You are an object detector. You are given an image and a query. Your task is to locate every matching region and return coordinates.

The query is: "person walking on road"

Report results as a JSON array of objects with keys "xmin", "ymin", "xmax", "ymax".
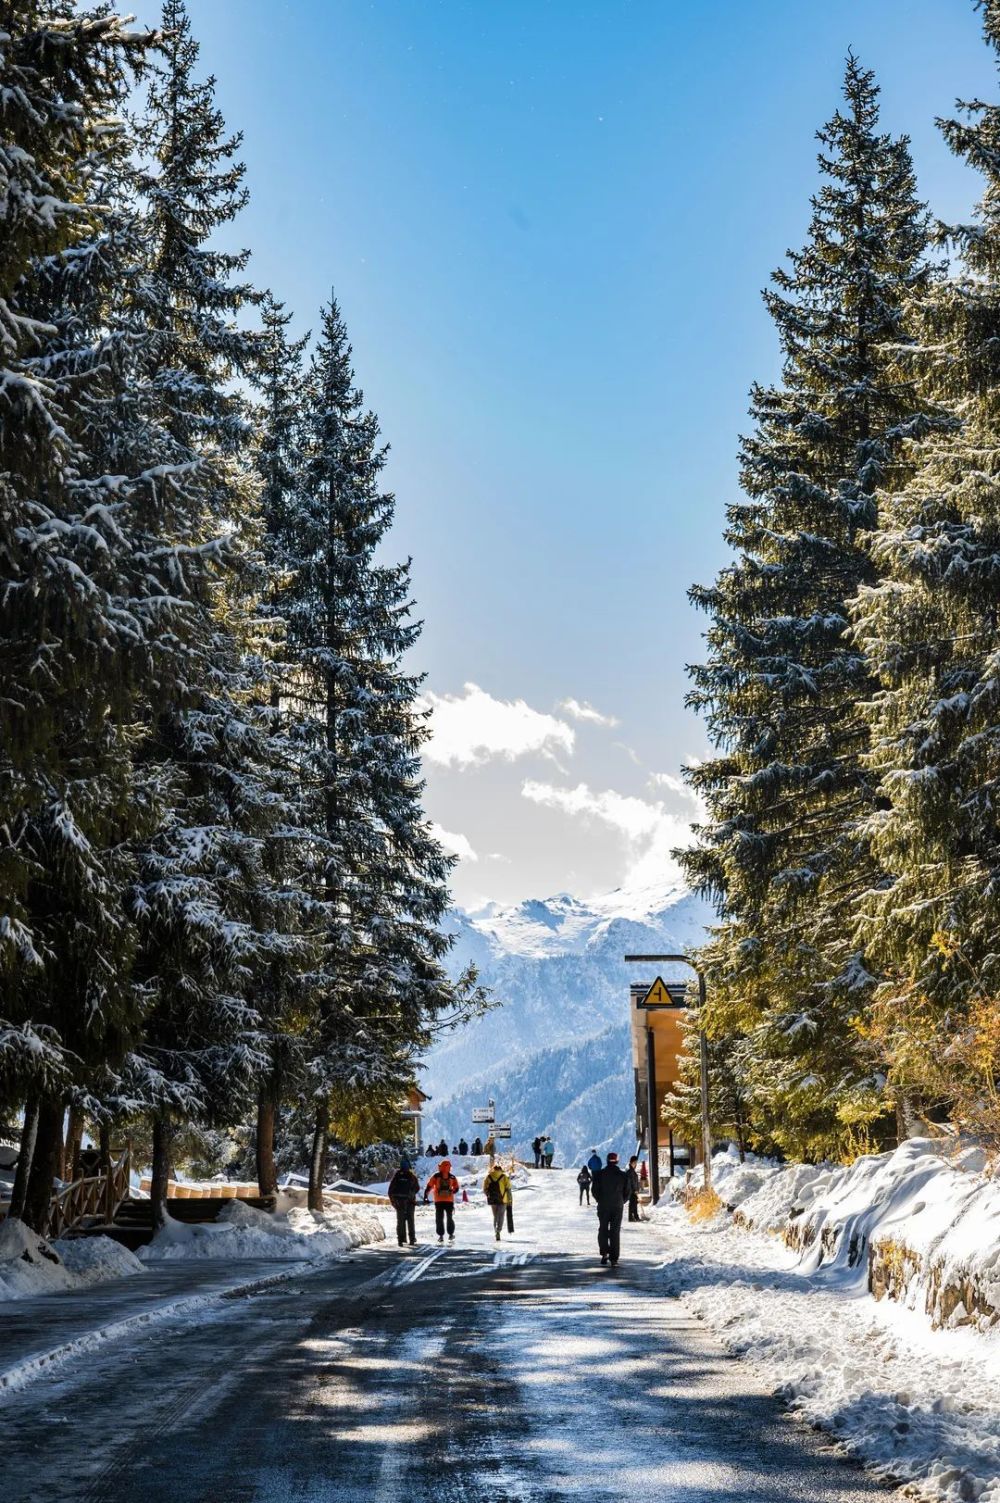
[
  {"xmin": 587, "ymin": 1147, "xmax": 602, "ymax": 1176},
  {"xmin": 542, "ymin": 1137, "xmax": 555, "ymax": 1169},
  {"xmin": 424, "ymin": 1159, "xmax": 459, "ymax": 1242},
  {"xmin": 577, "ymin": 1164, "xmax": 592, "ymax": 1205},
  {"xmin": 387, "ymin": 1155, "xmax": 420, "ymax": 1247},
  {"xmin": 532, "ymin": 1135, "xmax": 542, "ymax": 1168},
  {"xmin": 626, "ymin": 1155, "xmax": 641, "ymax": 1222},
  {"xmin": 483, "ymin": 1162, "xmax": 512, "ymax": 1241},
  {"xmin": 591, "ymin": 1151, "xmax": 628, "ymax": 1267}
]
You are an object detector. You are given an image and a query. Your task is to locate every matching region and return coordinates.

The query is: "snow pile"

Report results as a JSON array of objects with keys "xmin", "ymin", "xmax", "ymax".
[
  {"xmin": 654, "ymin": 1141, "xmax": 1000, "ymax": 1501},
  {"xmin": 0, "ymin": 1219, "xmax": 143, "ymax": 1301},
  {"xmin": 138, "ymin": 1200, "xmax": 384, "ymax": 1262},
  {"xmin": 712, "ymin": 1138, "xmax": 1000, "ymax": 1327}
]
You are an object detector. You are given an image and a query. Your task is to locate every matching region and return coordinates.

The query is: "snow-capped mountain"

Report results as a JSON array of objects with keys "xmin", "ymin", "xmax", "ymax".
[{"xmin": 420, "ymin": 880, "xmax": 712, "ymax": 1167}]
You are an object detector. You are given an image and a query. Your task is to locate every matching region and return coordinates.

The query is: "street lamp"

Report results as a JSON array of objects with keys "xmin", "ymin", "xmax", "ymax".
[{"xmin": 624, "ymin": 953, "xmax": 712, "ymax": 1193}]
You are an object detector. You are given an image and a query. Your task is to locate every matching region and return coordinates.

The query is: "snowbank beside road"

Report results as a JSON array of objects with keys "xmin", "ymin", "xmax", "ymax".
[
  {"xmin": 711, "ymin": 1138, "xmax": 1000, "ymax": 1329},
  {"xmin": 0, "ymin": 1219, "xmax": 143, "ymax": 1301},
  {"xmin": 654, "ymin": 1141, "xmax": 1000, "ymax": 1502},
  {"xmin": 138, "ymin": 1200, "xmax": 384, "ymax": 1262}
]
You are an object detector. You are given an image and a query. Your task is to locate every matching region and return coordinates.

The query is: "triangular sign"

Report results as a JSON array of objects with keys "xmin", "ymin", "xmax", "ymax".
[{"xmin": 642, "ymin": 976, "xmax": 672, "ymax": 1006}]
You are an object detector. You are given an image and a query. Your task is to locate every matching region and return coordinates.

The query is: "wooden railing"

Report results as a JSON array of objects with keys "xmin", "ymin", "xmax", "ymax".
[{"xmin": 48, "ymin": 1146, "xmax": 131, "ymax": 1238}]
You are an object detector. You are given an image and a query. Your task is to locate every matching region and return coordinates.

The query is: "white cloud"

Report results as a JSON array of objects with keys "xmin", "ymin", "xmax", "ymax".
[
  {"xmin": 429, "ymin": 822, "xmax": 479, "ymax": 863},
  {"xmin": 421, "ymin": 682, "xmax": 575, "ymax": 768},
  {"xmin": 558, "ymin": 697, "xmax": 619, "ymax": 729},
  {"xmin": 649, "ymin": 769, "xmax": 698, "ymax": 802},
  {"xmin": 520, "ymin": 779, "xmax": 703, "ymax": 890}
]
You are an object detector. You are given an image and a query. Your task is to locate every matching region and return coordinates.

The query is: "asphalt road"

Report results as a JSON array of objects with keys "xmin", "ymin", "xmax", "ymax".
[{"xmin": 0, "ymin": 1183, "xmax": 899, "ymax": 1503}]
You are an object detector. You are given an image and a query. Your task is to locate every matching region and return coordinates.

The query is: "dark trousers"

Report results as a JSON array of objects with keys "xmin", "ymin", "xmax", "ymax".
[
  {"xmin": 394, "ymin": 1202, "xmax": 416, "ymax": 1244},
  {"xmin": 534, "ymin": 1151, "xmax": 541, "ymax": 1167},
  {"xmin": 628, "ymin": 1195, "xmax": 640, "ymax": 1222},
  {"xmin": 434, "ymin": 1201, "xmax": 455, "ymax": 1238},
  {"xmin": 579, "ymin": 1186, "xmax": 590, "ymax": 1205},
  {"xmin": 597, "ymin": 1205, "xmax": 623, "ymax": 1263}
]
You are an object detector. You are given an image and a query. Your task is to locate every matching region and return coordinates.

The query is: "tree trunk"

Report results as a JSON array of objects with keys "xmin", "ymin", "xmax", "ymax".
[
  {"xmin": 150, "ymin": 1115, "xmax": 174, "ymax": 1230},
  {"xmin": 894, "ymin": 1088, "xmax": 921, "ymax": 1145},
  {"xmin": 99, "ymin": 1121, "xmax": 114, "ymax": 1224},
  {"xmin": 63, "ymin": 1106, "xmax": 84, "ymax": 1181},
  {"xmin": 256, "ymin": 1080, "xmax": 279, "ymax": 1199},
  {"xmin": 9, "ymin": 1098, "xmax": 39, "ymax": 1221},
  {"xmin": 308, "ymin": 1101, "xmax": 329, "ymax": 1212},
  {"xmin": 22, "ymin": 1097, "xmax": 65, "ymax": 1235}
]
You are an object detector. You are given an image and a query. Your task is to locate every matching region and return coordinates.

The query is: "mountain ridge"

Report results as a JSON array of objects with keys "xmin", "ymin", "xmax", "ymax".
[{"xmin": 420, "ymin": 881, "xmax": 712, "ymax": 1165}]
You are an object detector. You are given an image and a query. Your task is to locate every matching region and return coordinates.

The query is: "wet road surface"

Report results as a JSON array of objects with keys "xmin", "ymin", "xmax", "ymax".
[{"xmin": 0, "ymin": 1183, "xmax": 899, "ymax": 1502}]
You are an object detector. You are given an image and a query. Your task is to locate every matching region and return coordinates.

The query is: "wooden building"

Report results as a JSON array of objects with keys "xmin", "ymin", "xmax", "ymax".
[{"xmin": 629, "ymin": 976, "xmax": 696, "ymax": 1201}]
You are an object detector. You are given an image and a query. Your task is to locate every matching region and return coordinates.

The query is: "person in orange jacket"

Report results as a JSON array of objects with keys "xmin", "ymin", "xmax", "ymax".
[{"xmin": 423, "ymin": 1159, "xmax": 459, "ymax": 1242}]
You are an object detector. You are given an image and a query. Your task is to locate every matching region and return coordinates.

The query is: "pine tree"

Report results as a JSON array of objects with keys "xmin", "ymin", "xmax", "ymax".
[
  {"xmin": 850, "ymin": 1, "xmax": 1000, "ymax": 1139},
  {"xmin": 268, "ymin": 297, "xmax": 472, "ymax": 1210},
  {"xmin": 0, "ymin": 4, "xmax": 163, "ymax": 1226},
  {"xmin": 112, "ymin": 0, "xmax": 290, "ymax": 1218},
  {"xmin": 682, "ymin": 58, "xmax": 936, "ymax": 1157}
]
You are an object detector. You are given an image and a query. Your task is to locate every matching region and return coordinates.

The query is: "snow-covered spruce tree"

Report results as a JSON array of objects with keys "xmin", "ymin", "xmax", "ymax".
[
  {"xmin": 249, "ymin": 294, "xmax": 316, "ymax": 1196},
  {"xmin": 114, "ymin": 0, "xmax": 302, "ymax": 1220},
  {"xmin": 681, "ymin": 58, "xmax": 937, "ymax": 1158},
  {"xmin": 269, "ymin": 297, "xmax": 474, "ymax": 1210},
  {"xmin": 0, "ymin": 5, "xmax": 167, "ymax": 1228},
  {"xmin": 849, "ymin": 1, "xmax": 1000, "ymax": 1141}
]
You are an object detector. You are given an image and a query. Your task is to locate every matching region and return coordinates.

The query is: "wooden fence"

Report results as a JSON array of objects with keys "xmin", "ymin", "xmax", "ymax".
[{"xmin": 47, "ymin": 1146, "xmax": 131, "ymax": 1238}]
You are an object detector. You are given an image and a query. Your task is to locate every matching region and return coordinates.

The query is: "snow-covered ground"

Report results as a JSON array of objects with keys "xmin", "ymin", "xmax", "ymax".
[
  {"xmin": 0, "ymin": 1218, "xmax": 144, "ymax": 1302},
  {"xmin": 652, "ymin": 1143, "xmax": 1000, "ymax": 1502},
  {"xmin": 138, "ymin": 1199, "xmax": 384, "ymax": 1262}
]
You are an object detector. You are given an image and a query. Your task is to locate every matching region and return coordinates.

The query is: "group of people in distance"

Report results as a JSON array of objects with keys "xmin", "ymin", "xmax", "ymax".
[
  {"xmin": 385, "ymin": 1142, "xmax": 649, "ymax": 1267},
  {"xmin": 385, "ymin": 1154, "xmax": 515, "ymax": 1246},
  {"xmin": 531, "ymin": 1134, "xmax": 555, "ymax": 1168}
]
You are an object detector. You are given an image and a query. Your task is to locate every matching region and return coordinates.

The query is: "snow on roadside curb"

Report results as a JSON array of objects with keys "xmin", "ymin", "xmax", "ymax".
[
  {"xmin": 138, "ymin": 1200, "xmax": 385, "ymax": 1261},
  {"xmin": 652, "ymin": 1145, "xmax": 1000, "ymax": 1503}
]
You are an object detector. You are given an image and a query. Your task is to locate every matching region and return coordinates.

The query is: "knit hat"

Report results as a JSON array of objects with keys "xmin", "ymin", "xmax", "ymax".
[
  {"xmin": 440, "ymin": 1159, "xmax": 452, "ymax": 1173},
  {"xmin": 606, "ymin": 1151, "xmax": 619, "ymax": 1164}
]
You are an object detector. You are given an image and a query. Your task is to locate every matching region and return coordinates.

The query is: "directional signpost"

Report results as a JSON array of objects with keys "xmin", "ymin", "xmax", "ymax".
[
  {"xmin": 471, "ymin": 1105, "xmax": 495, "ymax": 1124},
  {"xmin": 493, "ymin": 1124, "xmax": 512, "ymax": 1139}
]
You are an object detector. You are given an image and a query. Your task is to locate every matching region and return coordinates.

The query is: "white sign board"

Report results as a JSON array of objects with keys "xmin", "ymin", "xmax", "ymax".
[
  {"xmin": 493, "ymin": 1123, "xmax": 512, "ymax": 1138},
  {"xmin": 471, "ymin": 1107, "xmax": 495, "ymax": 1124}
]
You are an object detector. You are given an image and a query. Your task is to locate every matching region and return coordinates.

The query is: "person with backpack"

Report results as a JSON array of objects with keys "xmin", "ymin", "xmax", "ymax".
[
  {"xmin": 542, "ymin": 1136, "xmax": 555, "ymax": 1169},
  {"xmin": 423, "ymin": 1159, "xmax": 459, "ymax": 1242},
  {"xmin": 387, "ymin": 1155, "xmax": 420, "ymax": 1247},
  {"xmin": 577, "ymin": 1164, "xmax": 592, "ymax": 1205},
  {"xmin": 483, "ymin": 1162, "xmax": 512, "ymax": 1241},
  {"xmin": 532, "ymin": 1135, "xmax": 542, "ymax": 1168},
  {"xmin": 626, "ymin": 1155, "xmax": 641, "ymax": 1222},
  {"xmin": 591, "ymin": 1151, "xmax": 629, "ymax": 1267}
]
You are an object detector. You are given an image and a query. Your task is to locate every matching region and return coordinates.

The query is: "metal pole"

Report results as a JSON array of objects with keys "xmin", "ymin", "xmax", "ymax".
[{"xmin": 646, "ymin": 1026, "xmax": 660, "ymax": 1203}]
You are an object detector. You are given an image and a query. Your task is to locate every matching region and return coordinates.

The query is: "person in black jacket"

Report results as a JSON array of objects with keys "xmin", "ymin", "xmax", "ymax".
[
  {"xmin": 387, "ymin": 1156, "xmax": 421, "ymax": 1247},
  {"xmin": 626, "ymin": 1155, "xmax": 641, "ymax": 1222},
  {"xmin": 577, "ymin": 1164, "xmax": 592, "ymax": 1205},
  {"xmin": 532, "ymin": 1135, "xmax": 542, "ymax": 1168},
  {"xmin": 591, "ymin": 1151, "xmax": 629, "ymax": 1266}
]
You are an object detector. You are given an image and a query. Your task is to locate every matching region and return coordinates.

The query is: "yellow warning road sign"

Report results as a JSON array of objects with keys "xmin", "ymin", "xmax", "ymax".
[{"xmin": 642, "ymin": 976, "xmax": 673, "ymax": 1007}]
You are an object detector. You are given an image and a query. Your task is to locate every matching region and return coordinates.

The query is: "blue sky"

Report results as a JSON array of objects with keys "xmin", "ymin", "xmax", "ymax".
[{"xmin": 189, "ymin": 0, "xmax": 993, "ymax": 907}]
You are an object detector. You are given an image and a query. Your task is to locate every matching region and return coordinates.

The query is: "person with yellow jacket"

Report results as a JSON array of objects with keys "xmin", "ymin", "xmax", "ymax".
[
  {"xmin": 423, "ymin": 1159, "xmax": 459, "ymax": 1242},
  {"xmin": 483, "ymin": 1163, "xmax": 512, "ymax": 1241}
]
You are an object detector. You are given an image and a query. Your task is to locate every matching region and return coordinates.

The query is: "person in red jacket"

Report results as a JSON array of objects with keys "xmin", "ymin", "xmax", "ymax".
[{"xmin": 423, "ymin": 1159, "xmax": 459, "ymax": 1242}]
